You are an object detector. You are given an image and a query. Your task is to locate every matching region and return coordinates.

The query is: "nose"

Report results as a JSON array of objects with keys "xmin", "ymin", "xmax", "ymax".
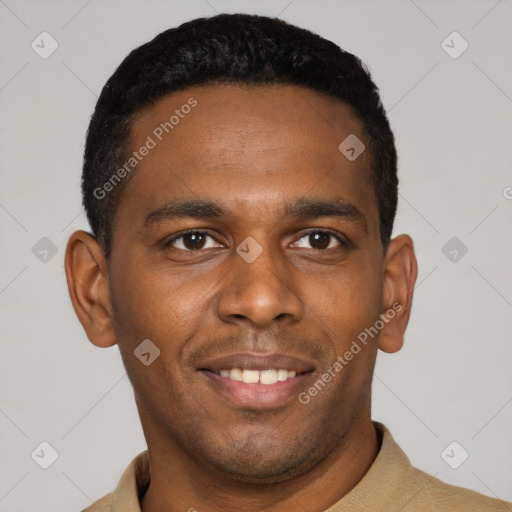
[{"xmin": 215, "ymin": 239, "xmax": 304, "ymax": 329}]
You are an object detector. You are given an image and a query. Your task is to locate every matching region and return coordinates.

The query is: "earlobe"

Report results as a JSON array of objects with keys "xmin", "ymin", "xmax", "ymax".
[
  {"xmin": 378, "ymin": 234, "xmax": 418, "ymax": 354},
  {"xmin": 64, "ymin": 230, "xmax": 117, "ymax": 348}
]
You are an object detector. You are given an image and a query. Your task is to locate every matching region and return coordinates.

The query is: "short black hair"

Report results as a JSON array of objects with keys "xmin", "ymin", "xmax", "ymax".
[{"xmin": 82, "ymin": 13, "xmax": 398, "ymax": 258}]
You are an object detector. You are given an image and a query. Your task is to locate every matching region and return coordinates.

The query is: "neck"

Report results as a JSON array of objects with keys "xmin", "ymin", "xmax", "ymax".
[{"xmin": 140, "ymin": 414, "xmax": 379, "ymax": 512}]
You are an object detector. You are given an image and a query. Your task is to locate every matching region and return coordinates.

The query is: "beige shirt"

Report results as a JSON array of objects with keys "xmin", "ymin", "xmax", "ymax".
[{"xmin": 82, "ymin": 422, "xmax": 511, "ymax": 511}]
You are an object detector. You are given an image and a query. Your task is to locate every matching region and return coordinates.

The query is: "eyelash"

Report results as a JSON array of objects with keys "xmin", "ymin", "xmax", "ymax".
[{"xmin": 165, "ymin": 228, "xmax": 350, "ymax": 251}]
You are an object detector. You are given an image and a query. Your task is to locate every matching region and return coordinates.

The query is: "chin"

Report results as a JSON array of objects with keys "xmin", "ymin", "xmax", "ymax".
[{"xmin": 198, "ymin": 433, "xmax": 326, "ymax": 485}]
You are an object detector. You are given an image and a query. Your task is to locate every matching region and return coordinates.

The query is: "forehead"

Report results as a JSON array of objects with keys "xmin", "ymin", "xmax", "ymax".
[
  {"xmin": 131, "ymin": 83, "xmax": 367, "ymax": 165},
  {"xmin": 115, "ymin": 84, "xmax": 377, "ymax": 233}
]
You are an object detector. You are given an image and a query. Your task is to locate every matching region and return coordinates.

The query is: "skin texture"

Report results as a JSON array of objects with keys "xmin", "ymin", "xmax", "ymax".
[{"xmin": 65, "ymin": 84, "xmax": 418, "ymax": 512}]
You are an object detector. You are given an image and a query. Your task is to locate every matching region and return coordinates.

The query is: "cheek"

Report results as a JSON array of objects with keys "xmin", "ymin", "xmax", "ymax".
[
  {"xmin": 111, "ymin": 255, "xmax": 222, "ymax": 368},
  {"xmin": 306, "ymin": 260, "xmax": 383, "ymax": 344},
  {"xmin": 109, "ymin": 269, "xmax": 203, "ymax": 405},
  {"xmin": 109, "ymin": 260, "xmax": 211, "ymax": 353}
]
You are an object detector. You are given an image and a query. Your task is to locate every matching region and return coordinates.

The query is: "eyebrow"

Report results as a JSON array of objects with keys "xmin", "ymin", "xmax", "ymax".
[{"xmin": 143, "ymin": 197, "xmax": 367, "ymax": 231}]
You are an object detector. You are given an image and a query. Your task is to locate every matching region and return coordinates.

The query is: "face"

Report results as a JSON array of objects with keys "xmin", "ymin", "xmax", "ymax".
[{"xmin": 86, "ymin": 85, "xmax": 398, "ymax": 482}]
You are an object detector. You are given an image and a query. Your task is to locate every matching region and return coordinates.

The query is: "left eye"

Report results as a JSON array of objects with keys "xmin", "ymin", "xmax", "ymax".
[
  {"xmin": 167, "ymin": 231, "xmax": 222, "ymax": 251},
  {"xmin": 292, "ymin": 231, "xmax": 344, "ymax": 250}
]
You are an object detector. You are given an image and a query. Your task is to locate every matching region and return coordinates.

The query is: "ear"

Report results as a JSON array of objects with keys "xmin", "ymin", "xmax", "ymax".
[
  {"xmin": 378, "ymin": 234, "xmax": 418, "ymax": 354},
  {"xmin": 64, "ymin": 230, "xmax": 117, "ymax": 348}
]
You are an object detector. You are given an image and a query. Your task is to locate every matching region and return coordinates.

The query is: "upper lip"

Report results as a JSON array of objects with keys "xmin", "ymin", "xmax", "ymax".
[{"xmin": 197, "ymin": 352, "xmax": 315, "ymax": 373}]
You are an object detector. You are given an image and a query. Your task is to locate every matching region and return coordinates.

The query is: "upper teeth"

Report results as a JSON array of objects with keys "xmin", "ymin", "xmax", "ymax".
[{"xmin": 219, "ymin": 368, "xmax": 297, "ymax": 384}]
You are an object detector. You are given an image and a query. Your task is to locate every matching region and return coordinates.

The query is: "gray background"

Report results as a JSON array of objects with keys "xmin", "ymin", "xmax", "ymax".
[{"xmin": 1, "ymin": 0, "xmax": 511, "ymax": 510}]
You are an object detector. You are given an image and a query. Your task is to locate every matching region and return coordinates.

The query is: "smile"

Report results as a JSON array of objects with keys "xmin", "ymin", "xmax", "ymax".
[
  {"xmin": 197, "ymin": 352, "xmax": 315, "ymax": 408},
  {"xmin": 217, "ymin": 368, "xmax": 297, "ymax": 384}
]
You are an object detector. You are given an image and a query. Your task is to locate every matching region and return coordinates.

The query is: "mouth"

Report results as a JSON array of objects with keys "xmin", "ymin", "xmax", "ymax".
[
  {"xmin": 216, "ymin": 368, "xmax": 298, "ymax": 384},
  {"xmin": 197, "ymin": 353, "xmax": 315, "ymax": 409}
]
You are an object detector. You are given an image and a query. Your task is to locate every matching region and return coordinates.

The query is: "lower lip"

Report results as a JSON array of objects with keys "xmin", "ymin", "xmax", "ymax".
[{"xmin": 200, "ymin": 371, "xmax": 312, "ymax": 409}]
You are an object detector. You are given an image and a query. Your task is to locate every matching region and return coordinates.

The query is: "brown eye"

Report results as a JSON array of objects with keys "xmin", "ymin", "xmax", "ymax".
[
  {"xmin": 166, "ymin": 231, "xmax": 222, "ymax": 251},
  {"xmin": 309, "ymin": 232, "xmax": 331, "ymax": 249},
  {"xmin": 293, "ymin": 230, "xmax": 345, "ymax": 250},
  {"xmin": 182, "ymin": 233, "xmax": 206, "ymax": 250}
]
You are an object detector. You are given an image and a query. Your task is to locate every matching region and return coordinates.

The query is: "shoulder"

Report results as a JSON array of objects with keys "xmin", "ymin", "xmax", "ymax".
[
  {"xmin": 403, "ymin": 465, "xmax": 512, "ymax": 511},
  {"xmin": 372, "ymin": 423, "xmax": 511, "ymax": 511},
  {"xmin": 79, "ymin": 450, "xmax": 148, "ymax": 512},
  {"xmin": 80, "ymin": 491, "xmax": 113, "ymax": 512}
]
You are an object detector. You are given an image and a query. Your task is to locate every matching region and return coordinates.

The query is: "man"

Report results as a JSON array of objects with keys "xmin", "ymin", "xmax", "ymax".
[{"xmin": 65, "ymin": 13, "xmax": 511, "ymax": 512}]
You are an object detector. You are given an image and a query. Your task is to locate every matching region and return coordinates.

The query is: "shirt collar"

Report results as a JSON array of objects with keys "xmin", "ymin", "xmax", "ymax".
[{"xmin": 110, "ymin": 445, "xmax": 150, "ymax": 512}]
